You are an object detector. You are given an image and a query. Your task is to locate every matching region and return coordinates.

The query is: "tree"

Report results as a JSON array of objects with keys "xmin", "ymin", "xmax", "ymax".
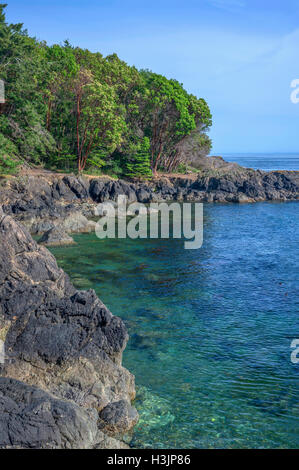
[
  {"xmin": 42, "ymin": 43, "xmax": 78, "ymax": 132},
  {"xmin": 0, "ymin": 131, "xmax": 19, "ymax": 174},
  {"xmin": 0, "ymin": 4, "xmax": 213, "ymax": 177},
  {"xmin": 72, "ymin": 71, "xmax": 126, "ymax": 172},
  {"xmin": 0, "ymin": 5, "xmax": 57, "ymax": 166},
  {"xmin": 162, "ymin": 95, "xmax": 212, "ymax": 172},
  {"xmin": 125, "ymin": 137, "xmax": 152, "ymax": 178},
  {"xmin": 137, "ymin": 72, "xmax": 212, "ymax": 175}
]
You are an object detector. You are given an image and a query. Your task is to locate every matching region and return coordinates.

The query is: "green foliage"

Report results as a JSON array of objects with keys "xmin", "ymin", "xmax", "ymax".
[
  {"xmin": 136, "ymin": 71, "xmax": 212, "ymax": 173},
  {"xmin": 101, "ymin": 158, "xmax": 124, "ymax": 179},
  {"xmin": 0, "ymin": 4, "xmax": 212, "ymax": 177},
  {"xmin": 76, "ymin": 78, "xmax": 126, "ymax": 172},
  {"xmin": 0, "ymin": 132, "xmax": 20, "ymax": 174},
  {"xmin": 125, "ymin": 137, "xmax": 152, "ymax": 178}
]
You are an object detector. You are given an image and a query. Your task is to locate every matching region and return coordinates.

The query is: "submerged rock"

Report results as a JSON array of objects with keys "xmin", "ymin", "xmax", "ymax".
[
  {"xmin": 133, "ymin": 386, "xmax": 175, "ymax": 429},
  {"xmin": 0, "ymin": 206, "xmax": 138, "ymax": 449}
]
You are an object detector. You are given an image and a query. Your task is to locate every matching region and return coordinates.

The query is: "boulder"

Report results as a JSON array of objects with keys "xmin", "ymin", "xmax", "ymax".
[
  {"xmin": 51, "ymin": 179, "xmax": 77, "ymax": 202},
  {"xmin": 136, "ymin": 188, "xmax": 151, "ymax": 203},
  {"xmin": 39, "ymin": 227, "xmax": 76, "ymax": 247},
  {"xmin": 99, "ymin": 400, "xmax": 139, "ymax": 435},
  {"xmin": 89, "ymin": 179, "xmax": 108, "ymax": 202},
  {"xmin": 60, "ymin": 211, "xmax": 96, "ymax": 233},
  {"xmin": 62, "ymin": 175, "xmax": 90, "ymax": 200}
]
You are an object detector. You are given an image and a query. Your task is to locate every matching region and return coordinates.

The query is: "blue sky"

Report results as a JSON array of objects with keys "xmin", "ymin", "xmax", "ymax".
[{"xmin": 4, "ymin": 0, "xmax": 299, "ymax": 153}]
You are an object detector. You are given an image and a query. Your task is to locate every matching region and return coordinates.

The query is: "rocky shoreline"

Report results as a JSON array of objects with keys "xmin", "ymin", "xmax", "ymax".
[
  {"xmin": 0, "ymin": 207, "xmax": 138, "ymax": 448},
  {"xmin": 0, "ymin": 159, "xmax": 298, "ymax": 449},
  {"xmin": 0, "ymin": 160, "xmax": 298, "ymax": 242}
]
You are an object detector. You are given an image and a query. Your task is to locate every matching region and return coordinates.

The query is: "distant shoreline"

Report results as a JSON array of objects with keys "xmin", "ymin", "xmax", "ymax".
[{"xmin": 211, "ymin": 152, "xmax": 299, "ymax": 172}]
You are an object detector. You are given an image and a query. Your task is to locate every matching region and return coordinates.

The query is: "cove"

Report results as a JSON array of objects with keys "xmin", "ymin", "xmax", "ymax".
[{"xmin": 50, "ymin": 201, "xmax": 299, "ymax": 449}]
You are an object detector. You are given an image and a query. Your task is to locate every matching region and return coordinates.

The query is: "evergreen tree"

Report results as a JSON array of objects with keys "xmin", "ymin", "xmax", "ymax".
[{"xmin": 125, "ymin": 137, "xmax": 152, "ymax": 178}]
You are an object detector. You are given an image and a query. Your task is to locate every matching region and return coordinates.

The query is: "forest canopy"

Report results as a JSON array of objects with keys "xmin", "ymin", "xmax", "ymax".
[{"xmin": 0, "ymin": 4, "xmax": 212, "ymax": 177}]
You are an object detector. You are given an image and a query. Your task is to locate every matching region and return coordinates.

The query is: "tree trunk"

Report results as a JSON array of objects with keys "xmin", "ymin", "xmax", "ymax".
[{"xmin": 76, "ymin": 94, "xmax": 82, "ymax": 173}]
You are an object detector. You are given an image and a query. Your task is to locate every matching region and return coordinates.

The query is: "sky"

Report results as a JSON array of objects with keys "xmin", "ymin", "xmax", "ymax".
[{"xmin": 4, "ymin": 0, "xmax": 299, "ymax": 154}]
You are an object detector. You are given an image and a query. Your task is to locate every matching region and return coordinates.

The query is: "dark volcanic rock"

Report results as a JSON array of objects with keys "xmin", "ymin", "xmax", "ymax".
[
  {"xmin": 89, "ymin": 178, "xmax": 108, "ymax": 202},
  {"xmin": 89, "ymin": 178, "xmax": 139, "ymax": 204},
  {"xmin": 62, "ymin": 176, "xmax": 90, "ymax": 200},
  {"xmin": 0, "ymin": 377, "xmax": 99, "ymax": 449},
  {"xmin": 190, "ymin": 168, "xmax": 299, "ymax": 202},
  {"xmin": 99, "ymin": 400, "xmax": 139, "ymax": 435},
  {"xmin": 0, "ymin": 162, "xmax": 298, "ymax": 238},
  {"xmin": 0, "ymin": 377, "xmax": 129, "ymax": 449},
  {"xmin": 0, "ymin": 176, "xmax": 81, "ymax": 233},
  {"xmin": 136, "ymin": 188, "xmax": 152, "ymax": 203},
  {"xmin": 2, "ymin": 176, "xmax": 57, "ymax": 217},
  {"xmin": 0, "ymin": 206, "xmax": 137, "ymax": 449},
  {"xmin": 51, "ymin": 179, "xmax": 78, "ymax": 202}
]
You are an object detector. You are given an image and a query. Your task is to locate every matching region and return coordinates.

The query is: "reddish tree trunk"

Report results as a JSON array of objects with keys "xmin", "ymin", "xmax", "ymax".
[
  {"xmin": 76, "ymin": 93, "xmax": 82, "ymax": 173},
  {"xmin": 46, "ymin": 99, "xmax": 52, "ymax": 131}
]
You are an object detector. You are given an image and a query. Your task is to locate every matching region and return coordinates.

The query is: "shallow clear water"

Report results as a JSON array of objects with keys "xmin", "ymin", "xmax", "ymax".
[
  {"xmin": 220, "ymin": 153, "xmax": 299, "ymax": 171},
  {"xmin": 50, "ymin": 201, "xmax": 299, "ymax": 449}
]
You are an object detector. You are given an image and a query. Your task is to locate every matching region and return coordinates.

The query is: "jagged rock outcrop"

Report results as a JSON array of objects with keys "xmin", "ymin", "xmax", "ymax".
[
  {"xmin": 0, "ymin": 377, "xmax": 130, "ymax": 449},
  {"xmin": 0, "ymin": 207, "xmax": 138, "ymax": 448},
  {"xmin": 186, "ymin": 167, "xmax": 299, "ymax": 202},
  {"xmin": 0, "ymin": 158, "xmax": 298, "ymax": 238},
  {"xmin": 88, "ymin": 166, "xmax": 299, "ymax": 204}
]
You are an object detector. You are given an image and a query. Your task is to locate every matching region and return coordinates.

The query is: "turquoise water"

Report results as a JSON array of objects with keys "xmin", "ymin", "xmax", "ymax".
[
  {"xmin": 50, "ymin": 201, "xmax": 299, "ymax": 449},
  {"xmin": 221, "ymin": 153, "xmax": 299, "ymax": 171}
]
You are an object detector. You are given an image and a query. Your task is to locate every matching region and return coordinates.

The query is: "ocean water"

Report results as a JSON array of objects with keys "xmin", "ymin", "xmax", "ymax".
[
  {"xmin": 220, "ymin": 153, "xmax": 299, "ymax": 171},
  {"xmin": 50, "ymin": 201, "xmax": 299, "ymax": 449}
]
